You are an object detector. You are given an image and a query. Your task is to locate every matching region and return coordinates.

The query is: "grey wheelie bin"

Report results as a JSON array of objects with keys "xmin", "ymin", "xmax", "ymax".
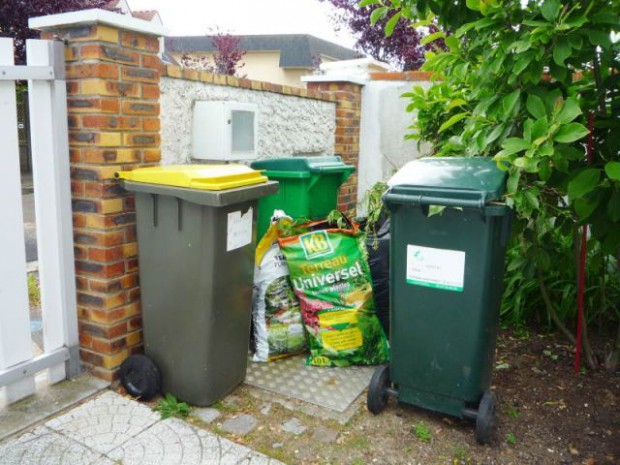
[
  {"xmin": 367, "ymin": 157, "xmax": 512, "ymax": 444},
  {"xmin": 116, "ymin": 164, "xmax": 277, "ymax": 406}
]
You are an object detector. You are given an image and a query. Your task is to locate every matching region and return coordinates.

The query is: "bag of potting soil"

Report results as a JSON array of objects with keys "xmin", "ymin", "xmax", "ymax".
[
  {"xmin": 278, "ymin": 218, "xmax": 389, "ymax": 367},
  {"xmin": 252, "ymin": 213, "xmax": 306, "ymax": 362}
]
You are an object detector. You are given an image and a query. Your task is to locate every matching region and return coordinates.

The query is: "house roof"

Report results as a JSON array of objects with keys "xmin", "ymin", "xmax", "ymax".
[
  {"xmin": 164, "ymin": 34, "xmax": 361, "ymax": 68},
  {"xmin": 132, "ymin": 10, "xmax": 159, "ymax": 22},
  {"xmin": 103, "ymin": 1, "xmax": 162, "ymax": 24},
  {"xmin": 104, "ymin": 0, "xmax": 121, "ymax": 8}
]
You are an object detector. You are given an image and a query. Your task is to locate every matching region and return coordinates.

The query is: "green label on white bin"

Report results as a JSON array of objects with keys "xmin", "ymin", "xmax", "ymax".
[{"xmin": 406, "ymin": 244, "xmax": 465, "ymax": 292}]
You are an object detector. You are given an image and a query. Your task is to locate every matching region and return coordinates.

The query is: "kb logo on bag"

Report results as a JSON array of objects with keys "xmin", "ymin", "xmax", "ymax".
[{"xmin": 300, "ymin": 231, "xmax": 334, "ymax": 260}]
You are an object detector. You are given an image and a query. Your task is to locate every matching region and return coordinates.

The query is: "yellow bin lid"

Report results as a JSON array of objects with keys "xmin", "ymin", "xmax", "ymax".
[{"xmin": 116, "ymin": 164, "xmax": 268, "ymax": 191}]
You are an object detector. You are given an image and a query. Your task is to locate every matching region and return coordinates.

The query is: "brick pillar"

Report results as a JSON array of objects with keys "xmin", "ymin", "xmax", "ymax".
[
  {"xmin": 307, "ymin": 81, "xmax": 363, "ymax": 213},
  {"xmin": 33, "ymin": 11, "xmax": 165, "ymax": 381}
]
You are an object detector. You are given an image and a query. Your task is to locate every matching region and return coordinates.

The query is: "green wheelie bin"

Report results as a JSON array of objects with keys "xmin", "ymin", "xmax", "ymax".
[
  {"xmin": 115, "ymin": 164, "xmax": 277, "ymax": 406},
  {"xmin": 367, "ymin": 157, "xmax": 512, "ymax": 444},
  {"xmin": 250, "ymin": 156, "xmax": 354, "ymax": 239}
]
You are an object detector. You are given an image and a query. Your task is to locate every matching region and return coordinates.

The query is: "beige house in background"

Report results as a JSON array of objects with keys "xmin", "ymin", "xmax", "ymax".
[{"xmin": 164, "ymin": 34, "xmax": 362, "ymax": 88}]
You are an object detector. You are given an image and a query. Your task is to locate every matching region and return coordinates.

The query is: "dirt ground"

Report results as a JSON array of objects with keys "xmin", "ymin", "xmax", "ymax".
[{"xmin": 126, "ymin": 329, "xmax": 619, "ymax": 465}]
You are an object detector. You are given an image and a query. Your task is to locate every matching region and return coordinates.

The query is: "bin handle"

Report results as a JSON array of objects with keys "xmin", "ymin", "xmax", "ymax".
[
  {"xmin": 308, "ymin": 165, "xmax": 355, "ymax": 189},
  {"xmin": 310, "ymin": 165, "xmax": 354, "ymax": 174},
  {"xmin": 383, "ymin": 191, "xmax": 487, "ymax": 210},
  {"xmin": 177, "ymin": 198, "xmax": 183, "ymax": 231},
  {"xmin": 151, "ymin": 194, "xmax": 158, "ymax": 227}
]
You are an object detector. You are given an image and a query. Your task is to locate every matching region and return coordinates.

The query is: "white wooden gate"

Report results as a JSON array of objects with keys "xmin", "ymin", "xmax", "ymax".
[{"xmin": 0, "ymin": 38, "xmax": 79, "ymax": 407}]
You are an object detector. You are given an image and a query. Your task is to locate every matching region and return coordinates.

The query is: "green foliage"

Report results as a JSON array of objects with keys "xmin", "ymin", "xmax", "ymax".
[
  {"xmin": 413, "ymin": 422, "xmax": 432, "ymax": 442},
  {"xmin": 375, "ymin": 0, "xmax": 620, "ymax": 367},
  {"xmin": 153, "ymin": 393, "xmax": 191, "ymax": 419},
  {"xmin": 357, "ymin": 181, "xmax": 389, "ymax": 249},
  {"xmin": 505, "ymin": 405, "xmax": 521, "ymax": 419},
  {"xmin": 451, "ymin": 445, "xmax": 468, "ymax": 461},
  {"xmin": 506, "ymin": 432, "xmax": 518, "ymax": 444},
  {"xmin": 543, "ymin": 348, "xmax": 559, "ymax": 360},
  {"xmin": 382, "ymin": 0, "xmax": 620, "ymax": 242},
  {"xmin": 501, "ymin": 226, "xmax": 620, "ymax": 330},
  {"xmin": 212, "ymin": 399, "xmax": 240, "ymax": 414},
  {"xmin": 27, "ymin": 273, "xmax": 40, "ymax": 308},
  {"xmin": 359, "ymin": 181, "xmax": 388, "ymax": 230}
]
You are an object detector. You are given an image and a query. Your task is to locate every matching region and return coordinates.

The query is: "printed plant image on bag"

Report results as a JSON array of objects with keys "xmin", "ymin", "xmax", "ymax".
[
  {"xmin": 278, "ymin": 220, "xmax": 390, "ymax": 367},
  {"xmin": 252, "ymin": 218, "xmax": 306, "ymax": 362}
]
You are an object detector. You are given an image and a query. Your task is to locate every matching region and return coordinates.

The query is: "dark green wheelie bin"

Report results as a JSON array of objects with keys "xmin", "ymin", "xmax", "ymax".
[
  {"xmin": 251, "ymin": 156, "xmax": 354, "ymax": 239},
  {"xmin": 115, "ymin": 164, "xmax": 277, "ymax": 406},
  {"xmin": 367, "ymin": 157, "xmax": 512, "ymax": 444}
]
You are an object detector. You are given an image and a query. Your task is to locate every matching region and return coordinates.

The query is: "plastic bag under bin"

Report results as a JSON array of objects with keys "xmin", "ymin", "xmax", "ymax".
[{"xmin": 366, "ymin": 217, "xmax": 390, "ymax": 335}]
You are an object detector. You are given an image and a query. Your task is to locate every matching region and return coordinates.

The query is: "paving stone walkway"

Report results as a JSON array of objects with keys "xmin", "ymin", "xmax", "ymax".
[{"xmin": 0, "ymin": 391, "xmax": 282, "ymax": 465}]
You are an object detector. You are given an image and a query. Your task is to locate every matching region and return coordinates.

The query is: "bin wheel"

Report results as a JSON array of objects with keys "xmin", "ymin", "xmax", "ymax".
[
  {"xmin": 475, "ymin": 390, "xmax": 497, "ymax": 445},
  {"xmin": 119, "ymin": 354, "xmax": 162, "ymax": 401},
  {"xmin": 367, "ymin": 365, "xmax": 390, "ymax": 414}
]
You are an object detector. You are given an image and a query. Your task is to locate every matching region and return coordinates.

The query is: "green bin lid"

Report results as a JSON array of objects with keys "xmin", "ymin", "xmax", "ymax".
[
  {"xmin": 386, "ymin": 157, "xmax": 506, "ymax": 208},
  {"xmin": 251, "ymin": 156, "xmax": 354, "ymax": 178}
]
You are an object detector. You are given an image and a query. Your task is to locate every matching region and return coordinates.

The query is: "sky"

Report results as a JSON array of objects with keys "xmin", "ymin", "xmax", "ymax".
[{"xmin": 125, "ymin": 0, "xmax": 358, "ymax": 49}]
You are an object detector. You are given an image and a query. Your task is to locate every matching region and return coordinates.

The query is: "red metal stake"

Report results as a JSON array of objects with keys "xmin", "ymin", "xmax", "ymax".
[{"xmin": 575, "ymin": 112, "xmax": 596, "ymax": 374}]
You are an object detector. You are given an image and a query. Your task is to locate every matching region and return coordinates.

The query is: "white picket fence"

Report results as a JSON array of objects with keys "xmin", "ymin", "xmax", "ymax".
[{"xmin": 0, "ymin": 38, "xmax": 79, "ymax": 407}]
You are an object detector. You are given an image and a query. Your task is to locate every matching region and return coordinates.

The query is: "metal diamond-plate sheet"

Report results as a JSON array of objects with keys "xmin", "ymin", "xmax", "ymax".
[{"xmin": 245, "ymin": 355, "xmax": 375, "ymax": 412}]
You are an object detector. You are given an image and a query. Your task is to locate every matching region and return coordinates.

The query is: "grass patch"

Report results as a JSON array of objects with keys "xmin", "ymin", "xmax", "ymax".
[
  {"xmin": 212, "ymin": 399, "xmax": 241, "ymax": 414},
  {"xmin": 153, "ymin": 393, "xmax": 191, "ymax": 419},
  {"xmin": 413, "ymin": 422, "xmax": 432, "ymax": 442},
  {"xmin": 347, "ymin": 434, "xmax": 370, "ymax": 449},
  {"xmin": 505, "ymin": 405, "xmax": 521, "ymax": 419}
]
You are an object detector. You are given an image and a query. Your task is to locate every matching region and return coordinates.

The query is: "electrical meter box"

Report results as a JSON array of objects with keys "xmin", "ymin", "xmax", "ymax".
[{"xmin": 191, "ymin": 101, "xmax": 258, "ymax": 161}]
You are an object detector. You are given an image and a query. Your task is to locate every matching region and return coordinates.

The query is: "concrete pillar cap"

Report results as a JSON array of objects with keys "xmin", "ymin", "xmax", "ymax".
[{"xmin": 29, "ymin": 8, "xmax": 167, "ymax": 37}]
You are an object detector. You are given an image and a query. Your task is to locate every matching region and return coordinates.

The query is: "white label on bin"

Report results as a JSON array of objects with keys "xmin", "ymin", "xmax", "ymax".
[
  {"xmin": 227, "ymin": 207, "xmax": 253, "ymax": 251},
  {"xmin": 406, "ymin": 244, "xmax": 465, "ymax": 292}
]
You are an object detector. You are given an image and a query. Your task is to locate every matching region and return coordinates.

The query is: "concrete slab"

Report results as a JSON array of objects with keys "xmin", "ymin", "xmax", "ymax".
[
  {"xmin": 0, "ymin": 426, "xmax": 114, "ymax": 465},
  {"xmin": 0, "ymin": 374, "xmax": 109, "ymax": 442},
  {"xmin": 260, "ymin": 402, "xmax": 272, "ymax": 415},
  {"xmin": 0, "ymin": 390, "xmax": 284, "ymax": 465},
  {"xmin": 44, "ymin": 391, "xmax": 160, "ymax": 454},
  {"xmin": 281, "ymin": 418, "xmax": 306, "ymax": 435},
  {"xmin": 106, "ymin": 416, "xmax": 281, "ymax": 465},
  {"xmin": 192, "ymin": 407, "xmax": 221, "ymax": 424},
  {"xmin": 221, "ymin": 414, "xmax": 259, "ymax": 437}
]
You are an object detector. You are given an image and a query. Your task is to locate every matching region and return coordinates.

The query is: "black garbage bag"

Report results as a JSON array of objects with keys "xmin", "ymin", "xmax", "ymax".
[{"xmin": 366, "ymin": 216, "xmax": 390, "ymax": 335}]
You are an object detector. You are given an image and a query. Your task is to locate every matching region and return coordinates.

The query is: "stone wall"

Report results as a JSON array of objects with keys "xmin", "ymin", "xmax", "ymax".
[{"xmin": 159, "ymin": 67, "xmax": 336, "ymax": 165}]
